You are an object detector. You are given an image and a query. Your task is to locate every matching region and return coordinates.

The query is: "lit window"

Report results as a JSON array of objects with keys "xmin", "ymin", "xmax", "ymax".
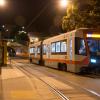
[
  {"xmin": 75, "ymin": 37, "xmax": 86, "ymax": 56},
  {"xmin": 56, "ymin": 42, "xmax": 60, "ymax": 52},
  {"xmin": 34, "ymin": 48, "xmax": 37, "ymax": 57},
  {"xmin": 29, "ymin": 48, "xmax": 32, "ymax": 53},
  {"xmin": 37, "ymin": 47, "xmax": 40, "ymax": 53},
  {"xmin": 61, "ymin": 41, "xmax": 67, "ymax": 52},
  {"xmin": 43, "ymin": 45, "xmax": 46, "ymax": 53},
  {"xmin": 51, "ymin": 43, "xmax": 56, "ymax": 53}
]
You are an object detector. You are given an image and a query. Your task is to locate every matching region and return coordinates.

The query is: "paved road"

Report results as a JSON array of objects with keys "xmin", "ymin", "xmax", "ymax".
[
  {"xmin": 11, "ymin": 58, "xmax": 100, "ymax": 100},
  {"xmin": 13, "ymin": 58, "xmax": 100, "ymax": 95},
  {"xmin": 1, "ymin": 64, "xmax": 62, "ymax": 100}
]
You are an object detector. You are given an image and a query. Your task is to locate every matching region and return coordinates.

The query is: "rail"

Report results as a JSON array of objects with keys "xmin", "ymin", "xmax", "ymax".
[{"xmin": 16, "ymin": 64, "xmax": 69, "ymax": 100}]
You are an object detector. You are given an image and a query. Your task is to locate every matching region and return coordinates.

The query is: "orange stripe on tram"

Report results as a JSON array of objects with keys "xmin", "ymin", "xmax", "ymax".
[{"xmin": 44, "ymin": 57, "xmax": 89, "ymax": 65}]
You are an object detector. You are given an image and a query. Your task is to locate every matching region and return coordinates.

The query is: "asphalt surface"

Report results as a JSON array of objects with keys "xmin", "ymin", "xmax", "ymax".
[
  {"xmin": 13, "ymin": 58, "xmax": 100, "ymax": 99},
  {"xmin": 13, "ymin": 58, "xmax": 100, "ymax": 96},
  {"xmin": 0, "ymin": 58, "xmax": 100, "ymax": 100}
]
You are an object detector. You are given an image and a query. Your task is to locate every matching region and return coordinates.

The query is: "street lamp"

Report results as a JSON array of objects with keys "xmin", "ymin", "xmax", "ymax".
[
  {"xmin": 0, "ymin": 0, "xmax": 6, "ymax": 7},
  {"xmin": 2, "ymin": 25, "xmax": 5, "ymax": 28},
  {"xmin": 59, "ymin": 0, "xmax": 69, "ymax": 8},
  {"xmin": 30, "ymin": 37, "xmax": 39, "ymax": 43},
  {"xmin": 34, "ymin": 38, "xmax": 39, "ymax": 42},
  {"xmin": 6, "ymin": 29, "xmax": 8, "ymax": 32},
  {"xmin": 22, "ymin": 26, "xmax": 25, "ymax": 29}
]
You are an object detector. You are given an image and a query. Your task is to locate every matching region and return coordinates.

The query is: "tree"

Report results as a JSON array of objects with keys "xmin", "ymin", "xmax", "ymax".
[
  {"xmin": 15, "ymin": 32, "xmax": 29, "ymax": 45},
  {"xmin": 62, "ymin": 0, "xmax": 100, "ymax": 32}
]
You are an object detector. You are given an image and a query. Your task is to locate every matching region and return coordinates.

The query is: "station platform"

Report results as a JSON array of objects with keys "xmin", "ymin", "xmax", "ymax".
[{"xmin": 0, "ymin": 64, "xmax": 61, "ymax": 100}]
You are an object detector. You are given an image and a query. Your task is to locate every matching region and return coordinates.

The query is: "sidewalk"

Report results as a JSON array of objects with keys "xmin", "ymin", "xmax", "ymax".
[{"xmin": 0, "ymin": 64, "xmax": 61, "ymax": 100}]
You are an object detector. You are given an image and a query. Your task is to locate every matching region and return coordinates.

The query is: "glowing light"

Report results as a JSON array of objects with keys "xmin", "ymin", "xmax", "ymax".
[
  {"xmin": 6, "ymin": 29, "xmax": 8, "ymax": 32},
  {"xmin": 30, "ymin": 37, "xmax": 39, "ymax": 43},
  {"xmin": 91, "ymin": 59, "xmax": 96, "ymax": 63},
  {"xmin": 0, "ymin": 0, "xmax": 6, "ymax": 7},
  {"xmin": 22, "ymin": 26, "xmax": 25, "ymax": 29},
  {"xmin": 60, "ymin": 0, "xmax": 68, "ymax": 8},
  {"xmin": 2, "ymin": 25, "xmax": 5, "ymax": 28},
  {"xmin": 87, "ymin": 34, "xmax": 100, "ymax": 38},
  {"xmin": 34, "ymin": 38, "xmax": 39, "ymax": 42}
]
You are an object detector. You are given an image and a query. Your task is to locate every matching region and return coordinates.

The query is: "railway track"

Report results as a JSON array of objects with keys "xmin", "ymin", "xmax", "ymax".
[
  {"xmin": 15, "ymin": 63, "xmax": 69, "ymax": 100},
  {"xmin": 26, "ymin": 64, "xmax": 100, "ymax": 98},
  {"xmin": 12, "ymin": 61, "xmax": 99, "ymax": 100}
]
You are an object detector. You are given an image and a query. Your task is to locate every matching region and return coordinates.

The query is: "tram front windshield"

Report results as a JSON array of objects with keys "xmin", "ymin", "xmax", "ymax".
[{"xmin": 87, "ymin": 39, "xmax": 100, "ymax": 56}]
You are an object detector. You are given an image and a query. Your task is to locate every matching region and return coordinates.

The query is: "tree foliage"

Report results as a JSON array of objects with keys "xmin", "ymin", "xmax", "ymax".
[
  {"xmin": 15, "ymin": 32, "xmax": 29, "ymax": 45},
  {"xmin": 62, "ymin": 0, "xmax": 100, "ymax": 32}
]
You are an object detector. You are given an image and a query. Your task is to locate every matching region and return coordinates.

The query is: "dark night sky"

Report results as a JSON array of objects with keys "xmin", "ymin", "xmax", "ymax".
[{"xmin": 0, "ymin": 0, "xmax": 66, "ymax": 36}]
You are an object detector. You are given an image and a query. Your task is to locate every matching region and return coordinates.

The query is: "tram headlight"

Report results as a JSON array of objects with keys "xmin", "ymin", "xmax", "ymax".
[{"xmin": 90, "ymin": 59, "xmax": 96, "ymax": 63}]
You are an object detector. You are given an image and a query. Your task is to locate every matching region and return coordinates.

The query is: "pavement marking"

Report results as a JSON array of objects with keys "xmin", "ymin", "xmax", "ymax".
[{"xmin": 85, "ymin": 89, "xmax": 100, "ymax": 97}]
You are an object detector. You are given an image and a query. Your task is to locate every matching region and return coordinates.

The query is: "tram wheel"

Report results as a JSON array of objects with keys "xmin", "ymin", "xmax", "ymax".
[
  {"xmin": 58, "ymin": 63, "xmax": 61, "ymax": 70},
  {"xmin": 61, "ymin": 63, "xmax": 67, "ymax": 71}
]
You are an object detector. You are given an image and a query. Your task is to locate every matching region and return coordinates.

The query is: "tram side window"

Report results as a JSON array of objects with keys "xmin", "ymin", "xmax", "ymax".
[
  {"xmin": 29, "ymin": 48, "xmax": 33, "ymax": 54},
  {"xmin": 61, "ymin": 41, "xmax": 67, "ymax": 53},
  {"xmin": 34, "ymin": 47, "xmax": 37, "ymax": 57},
  {"xmin": 32, "ymin": 48, "xmax": 35, "ymax": 54},
  {"xmin": 29, "ymin": 48, "xmax": 32, "ymax": 54},
  {"xmin": 37, "ymin": 46, "xmax": 40, "ymax": 54},
  {"xmin": 51, "ymin": 43, "xmax": 56, "ymax": 53},
  {"xmin": 33, "ymin": 48, "xmax": 35, "ymax": 54},
  {"xmin": 75, "ymin": 37, "xmax": 86, "ymax": 55},
  {"xmin": 30, "ymin": 47, "xmax": 35, "ymax": 54},
  {"xmin": 56, "ymin": 42, "xmax": 60, "ymax": 53},
  {"xmin": 43, "ymin": 45, "xmax": 46, "ymax": 54}
]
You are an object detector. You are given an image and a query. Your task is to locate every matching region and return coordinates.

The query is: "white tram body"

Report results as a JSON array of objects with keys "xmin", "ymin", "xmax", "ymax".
[
  {"xmin": 29, "ymin": 28, "xmax": 100, "ymax": 73},
  {"xmin": 43, "ymin": 29, "xmax": 88, "ymax": 73},
  {"xmin": 29, "ymin": 41, "xmax": 42, "ymax": 64}
]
